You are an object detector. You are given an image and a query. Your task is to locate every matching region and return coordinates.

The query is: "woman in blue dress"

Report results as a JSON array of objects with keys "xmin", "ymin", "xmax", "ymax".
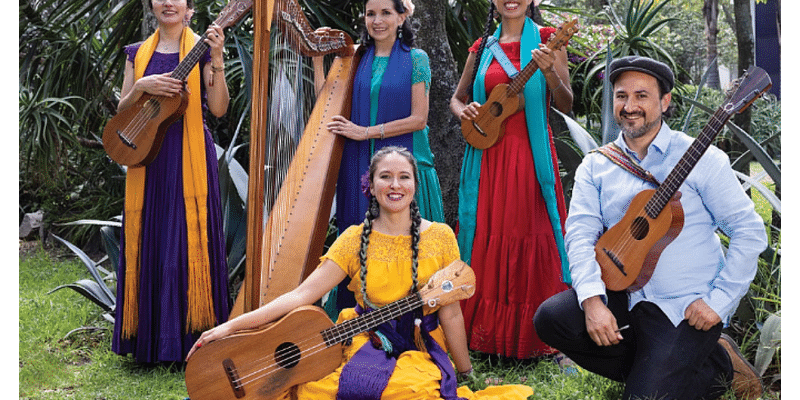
[{"xmin": 313, "ymin": 0, "xmax": 445, "ymax": 312}]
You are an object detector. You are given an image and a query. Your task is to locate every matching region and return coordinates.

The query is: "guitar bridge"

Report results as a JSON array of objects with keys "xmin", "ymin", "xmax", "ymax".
[
  {"xmin": 222, "ymin": 358, "xmax": 246, "ymax": 398},
  {"xmin": 602, "ymin": 248, "xmax": 627, "ymax": 276},
  {"xmin": 116, "ymin": 130, "xmax": 137, "ymax": 149},
  {"xmin": 471, "ymin": 121, "xmax": 488, "ymax": 137}
]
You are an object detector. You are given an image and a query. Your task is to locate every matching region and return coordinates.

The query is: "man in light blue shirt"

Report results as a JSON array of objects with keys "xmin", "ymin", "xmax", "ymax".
[{"xmin": 534, "ymin": 56, "xmax": 767, "ymax": 400}]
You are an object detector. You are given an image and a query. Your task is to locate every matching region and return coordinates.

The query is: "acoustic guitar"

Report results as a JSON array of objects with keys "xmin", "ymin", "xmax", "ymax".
[
  {"xmin": 185, "ymin": 260, "xmax": 476, "ymax": 400},
  {"xmin": 461, "ymin": 19, "xmax": 578, "ymax": 150},
  {"xmin": 102, "ymin": 0, "xmax": 252, "ymax": 167},
  {"xmin": 596, "ymin": 66, "xmax": 772, "ymax": 292}
]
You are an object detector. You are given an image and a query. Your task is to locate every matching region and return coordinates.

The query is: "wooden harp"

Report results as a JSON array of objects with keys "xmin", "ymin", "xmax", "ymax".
[{"xmin": 232, "ymin": 0, "xmax": 359, "ymax": 317}]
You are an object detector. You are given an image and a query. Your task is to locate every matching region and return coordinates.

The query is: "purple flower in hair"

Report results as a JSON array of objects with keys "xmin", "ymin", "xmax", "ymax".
[{"xmin": 360, "ymin": 170, "xmax": 372, "ymax": 199}]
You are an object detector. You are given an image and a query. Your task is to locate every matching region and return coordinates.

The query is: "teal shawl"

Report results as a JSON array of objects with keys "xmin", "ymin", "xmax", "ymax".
[{"xmin": 457, "ymin": 18, "xmax": 571, "ymax": 284}]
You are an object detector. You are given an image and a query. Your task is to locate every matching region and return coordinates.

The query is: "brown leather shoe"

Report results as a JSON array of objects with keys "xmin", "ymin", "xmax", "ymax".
[{"xmin": 718, "ymin": 333, "xmax": 763, "ymax": 399}]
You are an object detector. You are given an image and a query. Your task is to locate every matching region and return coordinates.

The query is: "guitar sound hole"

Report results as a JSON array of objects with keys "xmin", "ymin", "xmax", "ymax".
[
  {"xmin": 630, "ymin": 217, "xmax": 650, "ymax": 240},
  {"xmin": 275, "ymin": 342, "xmax": 301, "ymax": 369},
  {"xmin": 489, "ymin": 102, "xmax": 503, "ymax": 117}
]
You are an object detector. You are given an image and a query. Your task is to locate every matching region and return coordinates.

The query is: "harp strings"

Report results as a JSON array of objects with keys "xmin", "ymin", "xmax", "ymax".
[{"xmin": 263, "ymin": 24, "xmax": 319, "ymax": 269}]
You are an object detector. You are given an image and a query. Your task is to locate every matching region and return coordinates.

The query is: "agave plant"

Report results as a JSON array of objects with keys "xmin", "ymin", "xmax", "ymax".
[
  {"xmin": 49, "ymin": 222, "xmax": 121, "ymax": 323},
  {"xmin": 571, "ymin": 0, "xmax": 680, "ymax": 129},
  {"xmin": 47, "ymin": 132, "xmax": 252, "ymax": 317}
]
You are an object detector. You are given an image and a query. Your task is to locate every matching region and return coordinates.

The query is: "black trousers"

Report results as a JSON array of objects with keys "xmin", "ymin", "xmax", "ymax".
[{"xmin": 534, "ymin": 289, "xmax": 733, "ymax": 400}]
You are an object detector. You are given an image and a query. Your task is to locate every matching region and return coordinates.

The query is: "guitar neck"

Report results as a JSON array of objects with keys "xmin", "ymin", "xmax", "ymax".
[
  {"xmin": 505, "ymin": 22, "xmax": 576, "ymax": 96},
  {"xmin": 320, "ymin": 293, "xmax": 423, "ymax": 347},
  {"xmin": 645, "ymin": 107, "xmax": 731, "ymax": 217},
  {"xmin": 507, "ymin": 60, "xmax": 540, "ymax": 96},
  {"xmin": 170, "ymin": 33, "xmax": 212, "ymax": 82}
]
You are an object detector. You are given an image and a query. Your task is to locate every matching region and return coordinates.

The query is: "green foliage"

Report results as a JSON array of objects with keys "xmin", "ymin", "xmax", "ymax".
[
  {"xmin": 18, "ymin": 0, "xmax": 254, "ymax": 246},
  {"xmin": 569, "ymin": 0, "xmax": 680, "ymax": 129},
  {"xmin": 673, "ymin": 86, "xmax": 781, "ymax": 160},
  {"xmin": 447, "ymin": 0, "xmax": 492, "ymax": 70},
  {"xmin": 49, "ymin": 229, "xmax": 120, "ymax": 322}
]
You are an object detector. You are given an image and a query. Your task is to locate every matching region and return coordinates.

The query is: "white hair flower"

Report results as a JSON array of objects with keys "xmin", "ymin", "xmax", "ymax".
[{"xmin": 402, "ymin": 0, "xmax": 415, "ymax": 17}]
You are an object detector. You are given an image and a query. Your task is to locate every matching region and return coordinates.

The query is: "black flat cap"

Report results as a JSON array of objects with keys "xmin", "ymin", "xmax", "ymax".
[{"xmin": 608, "ymin": 56, "xmax": 674, "ymax": 93}]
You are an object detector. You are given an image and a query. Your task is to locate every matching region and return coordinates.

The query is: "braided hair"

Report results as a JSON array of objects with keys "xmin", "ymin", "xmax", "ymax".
[
  {"xmin": 358, "ymin": 146, "xmax": 422, "ymax": 309},
  {"xmin": 468, "ymin": 2, "xmax": 539, "ymax": 94},
  {"xmin": 360, "ymin": 0, "xmax": 416, "ymax": 48}
]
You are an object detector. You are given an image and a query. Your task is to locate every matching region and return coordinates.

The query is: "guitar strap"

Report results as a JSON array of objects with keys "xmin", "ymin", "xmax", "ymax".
[
  {"xmin": 593, "ymin": 143, "xmax": 661, "ymax": 186},
  {"xmin": 485, "ymin": 36, "xmax": 519, "ymax": 79}
]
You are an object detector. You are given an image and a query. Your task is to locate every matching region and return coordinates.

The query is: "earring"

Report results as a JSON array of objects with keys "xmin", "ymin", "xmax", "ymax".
[
  {"xmin": 397, "ymin": 27, "xmax": 403, "ymax": 40},
  {"xmin": 370, "ymin": 196, "xmax": 380, "ymax": 217}
]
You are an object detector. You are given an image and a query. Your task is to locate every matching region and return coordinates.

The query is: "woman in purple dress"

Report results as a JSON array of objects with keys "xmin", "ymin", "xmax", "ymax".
[{"xmin": 111, "ymin": 0, "xmax": 230, "ymax": 363}]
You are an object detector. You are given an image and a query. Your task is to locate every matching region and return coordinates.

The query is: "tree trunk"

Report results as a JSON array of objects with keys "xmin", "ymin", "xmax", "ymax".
[
  {"xmin": 412, "ymin": 0, "xmax": 465, "ymax": 228},
  {"xmin": 141, "ymin": 0, "xmax": 157, "ymax": 38},
  {"xmin": 703, "ymin": 0, "xmax": 721, "ymax": 89}
]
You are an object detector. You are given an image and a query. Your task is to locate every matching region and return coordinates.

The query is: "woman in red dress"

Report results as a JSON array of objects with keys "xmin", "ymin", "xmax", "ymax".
[{"xmin": 449, "ymin": 0, "xmax": 573, "ymax": 359}]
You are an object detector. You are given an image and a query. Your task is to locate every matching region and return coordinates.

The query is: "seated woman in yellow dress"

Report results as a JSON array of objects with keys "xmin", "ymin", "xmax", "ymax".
[{"xmin": 187, "ymin": 146, "xmax": 533, "ymax": 399}]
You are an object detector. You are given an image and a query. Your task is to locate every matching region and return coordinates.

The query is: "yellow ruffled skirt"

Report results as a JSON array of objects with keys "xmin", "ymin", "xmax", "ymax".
[{"xmin": 279, "ymin": 308, "xmax": 533, "ymax": 399}]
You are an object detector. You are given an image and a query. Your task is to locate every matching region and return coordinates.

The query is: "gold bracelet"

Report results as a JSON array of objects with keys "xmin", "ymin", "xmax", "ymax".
[{"xmin": 380, "ymin": 123, "xmax": 385, "ymax": 140}]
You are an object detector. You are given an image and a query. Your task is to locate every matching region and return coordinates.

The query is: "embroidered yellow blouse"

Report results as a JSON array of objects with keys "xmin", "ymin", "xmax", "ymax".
[{"xmin": 324, "ymin": 222, "xmax": 460, "ymax": 311}]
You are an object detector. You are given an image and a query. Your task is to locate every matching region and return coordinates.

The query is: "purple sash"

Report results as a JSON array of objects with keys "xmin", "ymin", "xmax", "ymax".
[{"xmin": 336, "ymin": 305, "xmax": 466, "ymax": 400}]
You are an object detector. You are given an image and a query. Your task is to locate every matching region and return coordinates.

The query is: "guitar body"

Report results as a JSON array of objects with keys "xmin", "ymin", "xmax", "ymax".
[
  {"xmin": 102, "ymin": 92, "xmax": 188, "ymax": 167},
  {"xmin": 459, "ymin": 19, "xmax": 579, "ymax": 150},
  {"xmin": 595, "ymin": 189, "xmax": 684, "ymax": 292},
  {"xmin": 186, "ymin": 260, "xmax": 477, "ymax": 400},
  {"xmin": 185, "ymin": 306, "xmax": 342, "ymax": 400},
  {"xmin": 460, "ymin": 83, "xmax": 523, "ymax": 149}
]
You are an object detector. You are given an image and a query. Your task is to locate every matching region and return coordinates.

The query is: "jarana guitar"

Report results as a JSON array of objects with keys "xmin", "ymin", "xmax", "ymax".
[
  {"xmin": 185, "ymin": 260, "xmax": 476, "ymax": 400},
  {"xmin": 596, "ymin": 66, "xmax": 772, "ymax": 292},
  {"xmin": 461, "ymin": 19, "xmax": 578, "ymax": 150},
  {"xmin": 102, "ymin": 0, "xmax": 252, "ymax": 167}
]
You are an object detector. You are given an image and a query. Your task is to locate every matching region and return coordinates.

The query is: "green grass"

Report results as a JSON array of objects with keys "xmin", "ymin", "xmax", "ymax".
[
  {"xmin": 749, "ymin": 161, "xmax": 777, "ymax": 225},
  {"xmin": 19, "ymin": 245, "xmax": 188, "ymax": 400}
]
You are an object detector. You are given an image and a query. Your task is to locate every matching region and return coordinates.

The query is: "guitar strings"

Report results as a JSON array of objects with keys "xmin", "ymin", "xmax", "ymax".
[{"xmin": 231, "ymin": 296, "xmax": 422, "ymax": 390}]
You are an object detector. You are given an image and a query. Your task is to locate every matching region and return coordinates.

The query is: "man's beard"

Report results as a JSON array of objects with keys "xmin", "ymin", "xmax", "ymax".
[{"xmin": 618, "ymin": 110, "xmax": 662, "ymax": 139}]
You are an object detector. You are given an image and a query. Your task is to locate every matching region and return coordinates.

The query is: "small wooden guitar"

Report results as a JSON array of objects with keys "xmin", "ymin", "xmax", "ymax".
[
  {"xmin": 102, "ymin": 0, "xmax": 252, "ymax": 167},
  {"xmin": 461, "ymin": 19, "xmax": 578, "ymax": 150},
  {"xmin": 596, "ymin": 66, "xmax": 772, "ymax": 292},
  {"xmin": 185, "ymin": 260, "xmax": 476, "ymax": 400}
]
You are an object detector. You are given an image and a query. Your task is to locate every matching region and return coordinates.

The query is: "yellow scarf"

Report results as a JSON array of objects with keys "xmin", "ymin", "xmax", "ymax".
[{"xmin": 122, "ymin": 27, "xmax": 216, "ymax": 338}]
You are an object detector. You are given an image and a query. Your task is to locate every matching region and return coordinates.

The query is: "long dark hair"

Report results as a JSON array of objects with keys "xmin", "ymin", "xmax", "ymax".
[
  {"xmin": 360, "ymin": 0, "xmax": 415, "ymax": 48},
  {"xmin": 358, "ymin": 147, "xmax": 422, "ymax": 308}
]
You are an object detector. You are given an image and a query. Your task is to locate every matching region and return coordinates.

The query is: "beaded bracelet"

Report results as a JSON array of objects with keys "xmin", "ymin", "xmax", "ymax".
[{"xmin": 456, "ymin": 367, "xmax": 474, "ymax": 382}]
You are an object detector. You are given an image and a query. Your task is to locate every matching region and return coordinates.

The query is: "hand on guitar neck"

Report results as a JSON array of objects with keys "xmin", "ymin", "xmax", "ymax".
[{"xmin": 451, "ymin": 19, "xmax": 577, "ymax": 150}]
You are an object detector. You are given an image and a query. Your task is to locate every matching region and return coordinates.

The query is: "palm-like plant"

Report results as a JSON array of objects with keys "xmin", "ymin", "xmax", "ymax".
[{"xmin": 571, "ymin": 0, "xmax": 679, "ymax": 131}]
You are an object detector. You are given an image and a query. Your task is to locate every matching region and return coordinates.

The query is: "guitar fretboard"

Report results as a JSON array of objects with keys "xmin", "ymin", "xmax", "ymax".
[
  {"xmin": 320, "ymin": 293, "xmax": 423, "ymax": 347},
  {"xmin": 506, "ymin": 20, "xmax": 576, "ymax": 96},
  {"xmin": 645, "ymin": 106, "xmax": 731, "ymax": 218},
  {"xmin": 170, "ymin": 33, "xmax": 212, "ymax": 82}
]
